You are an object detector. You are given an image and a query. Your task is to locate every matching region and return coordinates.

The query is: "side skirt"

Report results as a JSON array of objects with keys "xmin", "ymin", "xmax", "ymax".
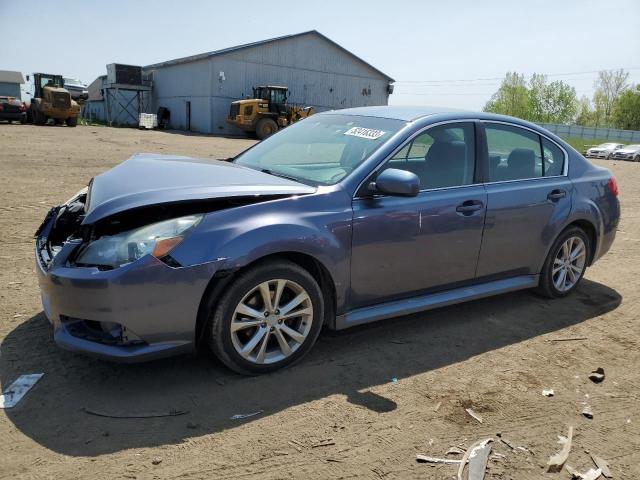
[{"xmin": 335, "ymin": 275, "xmax": 539, "ymax": 330}]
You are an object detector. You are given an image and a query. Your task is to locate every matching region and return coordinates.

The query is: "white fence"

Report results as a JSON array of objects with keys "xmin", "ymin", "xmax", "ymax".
[{"xmin": 538, "ymin": 123, "xmax": 640, "ymax": 143}]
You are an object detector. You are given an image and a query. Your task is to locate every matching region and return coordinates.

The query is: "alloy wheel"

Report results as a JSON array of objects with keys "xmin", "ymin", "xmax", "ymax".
[
  {"xmin": 552, "ymin": 236, "xmax": 586, "ymax": 292},
  {"xmin": 230, "ymin": 279, "xmax": 313, "ymax": 364}
]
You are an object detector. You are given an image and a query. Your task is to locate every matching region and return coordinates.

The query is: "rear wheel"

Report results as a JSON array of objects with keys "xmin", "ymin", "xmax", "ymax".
[
  {"xmin": 66, "ymin": 116, "xmax": 78, "ymax": 127},
  {"xmin": 536, "ymin": 226, "xmax": 590, "ymax": 298},
  {"xmin": 207, "ymin": 260, "xmax": 324, "ymax": 374},
  {"xmin": 256, "ymin": 117, "xmax": 278, "ymax": 140},
  {"xmin": 634, "ymin": 155, "xmax": 640, "ymax": 162}
]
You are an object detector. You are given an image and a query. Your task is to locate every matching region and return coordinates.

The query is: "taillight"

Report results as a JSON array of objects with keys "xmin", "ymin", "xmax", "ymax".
[{"xmin": 608, "ymin": 176, "xmax": 619, "ymax": 196}]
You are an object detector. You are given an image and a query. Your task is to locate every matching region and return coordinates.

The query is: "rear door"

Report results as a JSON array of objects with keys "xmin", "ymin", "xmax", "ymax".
[
  {"xmin": 476, "ymin": 122, "xmax": 572, "ymax": 278},
  {"xmin": 350, "ymin": 121, "xmax": 487, "ymax": 308}
]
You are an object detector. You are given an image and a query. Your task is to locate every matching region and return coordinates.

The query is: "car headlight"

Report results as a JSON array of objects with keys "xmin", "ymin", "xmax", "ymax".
[{"xmin": 75, "ymin": 214, "xmax": 203, "ymax": 268}]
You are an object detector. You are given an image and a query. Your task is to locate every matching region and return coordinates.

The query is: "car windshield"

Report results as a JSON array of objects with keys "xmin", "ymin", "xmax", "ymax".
[
  {"xmin": 234, "ymin": 114, "xmax": 405, "ymax": 185},
  {"xmin": 599, "ymin": 143, "xmax": 618, "ymax": 148},
  {"xmin": 625, "ymin": 144, "xmax": 640, "ymax": 149}
]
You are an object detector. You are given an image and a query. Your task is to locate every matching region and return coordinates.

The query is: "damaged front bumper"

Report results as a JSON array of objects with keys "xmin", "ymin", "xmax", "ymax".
[{"xmin": 35, "ymin": 211, "xmax": 222, "ymax": 362}]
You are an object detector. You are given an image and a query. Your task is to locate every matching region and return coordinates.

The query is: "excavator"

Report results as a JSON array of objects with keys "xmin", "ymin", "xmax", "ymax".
[
  {"xmin": 27, "ymin": 73, "xmax": 80, "ymax": 126},
  {"xmin": 227, "ymin": 86, "xmax": 315, "ymax": 139}
]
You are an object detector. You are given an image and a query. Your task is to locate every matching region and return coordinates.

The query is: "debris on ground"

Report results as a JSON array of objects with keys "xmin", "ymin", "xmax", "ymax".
[
  {"xmin": 434, "ymin": 401, "xmax": 442, "ymax": 412},
  {"xmin": 465, "ymin": 408, "xmax": 483, "ymax": 423},
  {"xmin": 288, "ymin": 440, "xmax": 303, "ymax": 452},
  {"xmin": 391, "ymin": 377, "xmax": 398, "ymax": 383},
  {"xmin": 83, "ymin": 407, "xmax": 188, "ymax": 418},
  {"xmin": 457, "ymin": 438, "xmax": 492, "ymax": 480},
  {"xmin": 446, "ymin": 447, "xmax": 465, "ymax": 455},
  {"xmin": 0, "ymin": 373, "xmax": 44, "ymax": 409},
  {"xmin": 546, "ymin": 426, "xmax": 573, "ymax": 472},
  {"xmin": 542, "ymin": 389, "xmax": 555, "ymax": 397},
  {"xmin": 416, "ymin": 454, "xmax": 463, "ymax": 464},
  {"xmin": 151, "ymin": 457, "xmax": 162, "ymax": 465},
  {"xmin": 311, "ymin": 439, "xmax": 335, "ymax": 448},
  {"xmin": 230, "ymin": 410, "xmax": 263, "ymax": 420},
  {"xmin": 496, "ymin": 432, "xmax": 515, "ymax": 450},
  {"xmin": 566, "ymin": 465, "xmax": 602, "ymax": 480},
  {"xmin": 549, "ymin": 336, "xmax": 588, "ymax": 342},
  {"xmin": 589, "ymin": 367, "xmax": 606, "ymax": 383},
  {"xmin": 582, "ymin": 405, "xmax": 594, "ymax": 419},
  {"xmin": 590, "ymin": 454, "xmax": 612, "ymax": 478}
]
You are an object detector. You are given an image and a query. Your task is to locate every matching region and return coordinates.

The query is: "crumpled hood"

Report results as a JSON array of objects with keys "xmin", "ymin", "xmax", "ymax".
[{"xmin": 83, "ymin": 153, "xmax": 315, "ymax": 224}]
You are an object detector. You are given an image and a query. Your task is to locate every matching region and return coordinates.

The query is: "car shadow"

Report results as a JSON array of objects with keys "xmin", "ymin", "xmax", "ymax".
[{"xmin": 0, "ymin": 279, "xmax": 620, "ymax": 456}]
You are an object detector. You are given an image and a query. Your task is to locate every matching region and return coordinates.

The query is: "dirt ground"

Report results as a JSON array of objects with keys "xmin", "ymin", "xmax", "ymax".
[{"xmin": 0, "ymin": 124, "xmax": 638, "ymax": 479}]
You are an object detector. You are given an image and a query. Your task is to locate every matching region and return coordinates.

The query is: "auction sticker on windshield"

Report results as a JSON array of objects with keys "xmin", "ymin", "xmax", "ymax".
[{"xmin": 344, "ymin": 127, "xmax": 386, "ymax": 140}]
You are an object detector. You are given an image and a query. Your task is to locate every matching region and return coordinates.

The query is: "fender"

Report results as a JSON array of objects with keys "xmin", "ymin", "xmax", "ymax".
[{"xmin": 170, "ymin": 188, "xmax": 354, "ymax": 313}]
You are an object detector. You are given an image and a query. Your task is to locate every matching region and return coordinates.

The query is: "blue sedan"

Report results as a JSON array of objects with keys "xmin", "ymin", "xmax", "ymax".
[{"xmin": 35, "ymin": 106, "xmax": 620, "ymax": 374}]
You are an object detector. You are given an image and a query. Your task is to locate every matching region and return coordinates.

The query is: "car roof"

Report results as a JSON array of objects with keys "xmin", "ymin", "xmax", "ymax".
[{"xmin": 321, "ymin": 105, "xmax": 532, "ymax": 124}]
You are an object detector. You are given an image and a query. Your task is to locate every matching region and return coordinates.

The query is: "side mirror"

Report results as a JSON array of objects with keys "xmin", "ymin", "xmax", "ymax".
[{"xmin": 371, "ymin": 168, "xmax": 420, "ymax": 197}]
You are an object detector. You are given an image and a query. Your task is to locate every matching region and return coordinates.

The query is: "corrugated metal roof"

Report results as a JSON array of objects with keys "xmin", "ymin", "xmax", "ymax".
[
  {"xmin": 145, "ymin": 30, "xmax": 394, "ymax": 82},
  {"xmin": 0, "ymin": 70, "xmax": 25, "ymax": 84}
]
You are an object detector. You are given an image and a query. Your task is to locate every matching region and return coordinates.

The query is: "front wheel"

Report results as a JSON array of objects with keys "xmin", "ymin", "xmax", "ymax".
[
  {"xmin": 536, "ymin": 227, "xmax": 590, "ymax": 298},
  {"xmin": 634, "ymin": 155, "xmax": 640, "ymax": 163},
  {"xmin": 207, "ymin": 260, "xmax": 324, "ymax": 374},
  {"xmin": 255, "ymin": 117, "xmax": 278, "ymax": 140},
  {"xmin": 66, "ymin": 116, "xmax": 78, "ymax": 127}
]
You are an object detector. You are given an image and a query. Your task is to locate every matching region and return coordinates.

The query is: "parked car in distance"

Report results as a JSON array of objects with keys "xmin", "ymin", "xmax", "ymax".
[
  {"xmin": 611, "ymin": 144, "xmax": 640, "ymax": 162},
  {"xmin": 0, "ymin": 96, "xmax": 27, "ymax": 123},
  {"xmin": 585, "ymin": 143, "xmax": 625, "ymax": 159},
  {"xmin": 35, "ymin": 106, "xmax": 620, "ymax": 374},
  {"xmin": 63, "ymin": 77, "xmax": 88, "ymax": 101}
]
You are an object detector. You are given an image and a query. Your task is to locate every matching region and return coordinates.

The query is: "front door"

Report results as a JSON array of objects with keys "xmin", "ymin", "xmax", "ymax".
[
  {"xmin": 476, "ymin": 122, "xmax": 572, "ymax": 278},
  {"xmin": 350, "ymin": 122, "xmax": 487, "ymax": 308}
]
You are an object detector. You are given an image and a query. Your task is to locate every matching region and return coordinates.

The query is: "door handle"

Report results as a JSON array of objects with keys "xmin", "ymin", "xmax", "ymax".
[
  {"xmin": 547, "ymin": 189, "xmax": 566, "ymax": 201},
  {"xmin": 456, "ymin": 200, "xmax": 484, "ymax": 215}
]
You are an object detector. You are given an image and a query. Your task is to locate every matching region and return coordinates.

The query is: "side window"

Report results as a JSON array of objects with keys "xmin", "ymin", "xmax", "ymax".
[
  {"xmin": 485, "ymin": 124, "xmax": 542, "ymax": 181},
  {"xmin": 384, "ymin": 122, "xmax": 475, "ymax": 190},
  {"xmin": 542, "ymin": 138, "xmax": 565, "ymax": 177}
]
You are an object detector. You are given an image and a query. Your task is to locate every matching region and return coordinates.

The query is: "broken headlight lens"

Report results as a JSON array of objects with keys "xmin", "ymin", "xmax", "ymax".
[{"xmin": 75, "ymin": 214, "xmax": 203, "ymax": 268}]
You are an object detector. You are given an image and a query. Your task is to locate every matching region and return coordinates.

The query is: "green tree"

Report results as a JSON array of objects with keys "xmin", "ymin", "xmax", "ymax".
[
  {"xmin": 483, "ymin": 72, "xmax": 530, "ymax": 119},
  {"xmin": 612, "ymin": 85, "xmax": 640, "ymax": 130},
  {"xmin": 575, "ymin": 95, "xmax": 595, "ymax": 126},
  {"xmin": 593, "ymin": 69, "xmax": 629, "ymax": 125},
  {"xmin": 528, "ymin": 73, "xmax": 578, "ymax": 123}
]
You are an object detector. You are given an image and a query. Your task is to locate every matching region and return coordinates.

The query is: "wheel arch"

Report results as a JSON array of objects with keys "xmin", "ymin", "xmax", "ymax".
[{"xmin": 194, "ymin": 251, "xmax": 338, "ymax": 350}]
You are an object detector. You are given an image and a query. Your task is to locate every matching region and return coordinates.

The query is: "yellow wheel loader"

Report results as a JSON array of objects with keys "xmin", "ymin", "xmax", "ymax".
[
  {"xmin": 226, "ymin": 86, "xmax": 315, "ymax": 139},
  {"xmin": 27, "ymin": 73, "xmax": 80, "ymax": 127}
]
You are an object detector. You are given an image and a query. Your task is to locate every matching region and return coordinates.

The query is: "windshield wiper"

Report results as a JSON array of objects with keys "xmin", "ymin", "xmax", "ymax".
[{"xmin": 260, "ymin": 169, "xmax": 303, "ymax": 183}]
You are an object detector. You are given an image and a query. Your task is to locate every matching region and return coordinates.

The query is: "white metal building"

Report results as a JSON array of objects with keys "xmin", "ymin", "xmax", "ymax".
[
  {"xmin": 145, "ymin": 30, "xmax": 394, "ymax": 135},
  {"xmin": 0, "ymin": 70, "xmax": 25, "ymax": 99}
]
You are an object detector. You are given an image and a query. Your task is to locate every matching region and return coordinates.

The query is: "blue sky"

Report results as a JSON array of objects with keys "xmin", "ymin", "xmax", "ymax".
[{"xmin": 1, "ymin": 0, "xmax": 639, "ymax": 109}]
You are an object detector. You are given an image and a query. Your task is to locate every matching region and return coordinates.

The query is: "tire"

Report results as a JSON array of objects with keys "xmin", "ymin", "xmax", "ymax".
[
  {"xmin": 33, "ymin": 109, "xmax": 46, "ymax": 125},
  {"xmin": 54, "ymin": 118, "xmax": 64, "ymax": 125},
  {"xmin": 634, "ymin": 155, "xmax": 640, "ymax": 163},
  {"xmin": 207, "ymin": 260, "xmax": 324, "ymax": 375},
  {"xmin": 536, "ymin": 226, "xmax": 590, "ymax": 298},
  {"xmin": 66, "ymin": 116, "xmax": 78, "ymax": 127},
  {"xmin": 255, "ymin": 117, "xmax": 278, "ymax": 140}
]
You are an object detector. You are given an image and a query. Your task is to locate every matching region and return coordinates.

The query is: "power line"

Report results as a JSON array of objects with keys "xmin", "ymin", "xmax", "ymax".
[{"xmin": 395, "ymin": 67, "xmax": 640, "ymax": 84}]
